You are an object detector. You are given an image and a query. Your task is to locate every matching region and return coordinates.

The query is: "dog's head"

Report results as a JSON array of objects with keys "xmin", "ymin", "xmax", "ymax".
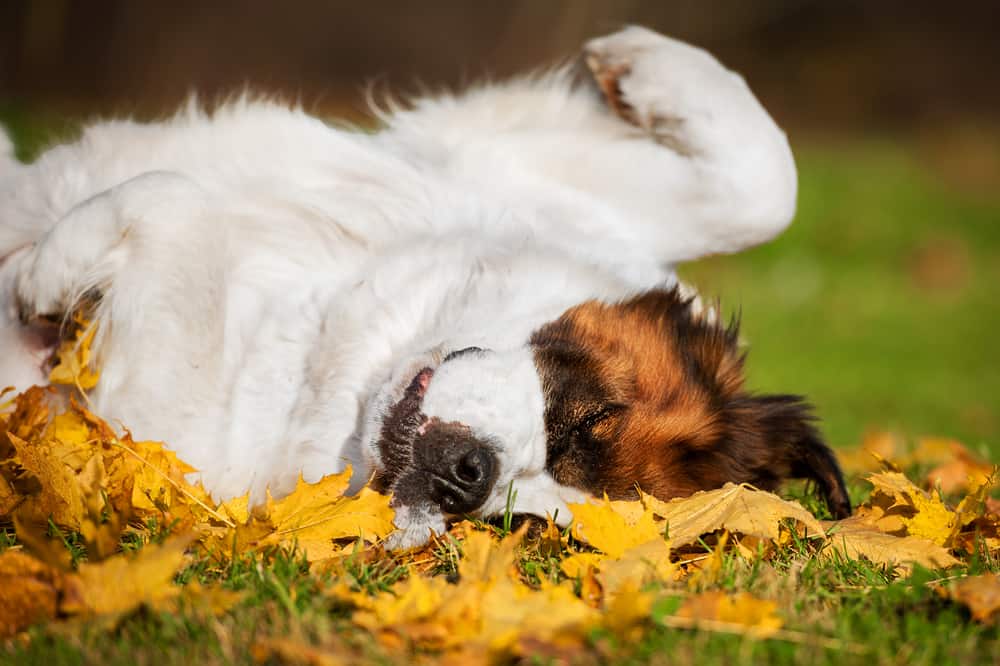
[{"xmin": 364, "ymin": 287, "xmax": 850, "ymax": 547}]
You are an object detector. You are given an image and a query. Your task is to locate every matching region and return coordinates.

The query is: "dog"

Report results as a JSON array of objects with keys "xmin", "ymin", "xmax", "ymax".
[{"xmin": 0, "ymin": 27, "xmax": 850, "ymax": 548}]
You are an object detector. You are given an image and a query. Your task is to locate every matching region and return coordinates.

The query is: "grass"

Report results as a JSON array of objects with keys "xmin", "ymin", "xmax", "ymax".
[
  {"xmin": 683, "ymin": 141, "xmax": 1000, "ymax": 456},
  {"xmin": 3, "ymin": 514, "xmax": 997, "ymax": 665},
  {"xmin": 1, "ymin": 109, "xmax": 998, "ymax": 663}
]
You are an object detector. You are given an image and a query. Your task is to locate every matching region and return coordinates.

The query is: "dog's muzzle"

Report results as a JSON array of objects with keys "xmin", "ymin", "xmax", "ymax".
[{"xmin": 419, "ymin": 422, "xmax": 498, "ymax": 514}]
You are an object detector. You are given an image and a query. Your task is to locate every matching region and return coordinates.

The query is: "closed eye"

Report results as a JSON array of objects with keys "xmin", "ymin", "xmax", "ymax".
[
  {"xmin": 573, "ymin": 404, "xmax": 624, "ymax": 436},
  {"xmin": 443, "ymin": 346, "xmax": 487, "ymax": 363}
]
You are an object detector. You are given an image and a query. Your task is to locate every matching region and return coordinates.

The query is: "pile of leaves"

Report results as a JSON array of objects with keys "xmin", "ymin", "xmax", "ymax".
[{"xmin": 0, "ymin": 331, "xmax": 998, "ymax": 662}]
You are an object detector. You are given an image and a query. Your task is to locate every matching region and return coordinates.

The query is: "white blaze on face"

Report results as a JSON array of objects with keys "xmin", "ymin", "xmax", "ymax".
[{"xmin": 419, "ymin": 347, "xmax": 588, "ymax": 522}]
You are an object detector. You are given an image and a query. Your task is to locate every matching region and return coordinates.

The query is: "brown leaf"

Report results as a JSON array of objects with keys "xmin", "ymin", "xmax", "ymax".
[
  {"xmin": 938, "ymin": 574, "xmax": 1000, "ymax": 624},
  {"xmin": 919, "ymin": 439, "xmax": 995, "ymax": 495},
  {"xmin": 0, "ymin": 550, "xmax": 63, "ymax": 638},
  {"xmin": 0, "ymin": 474, "xmax": 19, "ymax": 516}
]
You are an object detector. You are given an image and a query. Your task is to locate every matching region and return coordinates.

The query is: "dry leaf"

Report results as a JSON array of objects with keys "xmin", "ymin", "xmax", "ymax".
[
  {"xmin": 60, "ymin": 534, "xmax": 194, "ymax": 617},
  {"xmin": 0, "ymin": 550, "xmax": 63, "ymax": 638},
  {"xmin": 599, "ymin": 537, "xmax": 674, "ymax": 599},
  {"xmin": 248, "ymin": 473, "xmax": 395, "ymax": 561},
  {"xmin": 937, "ymin": 574, "xmax": 1000, "ymax": 624},
  {"xmin": 822, "ymin": 516, "xmax": 961, "ymax": 571},
  {"xmin": 856, "ymin": 472, "xmax": 958, "ymax": 546},
  {"xmin": 251, "ymin": 637, "xmax": 346, "ymax": 666},
  {"xmin": 48, "ymin": 315, "xmax": 100, "ymax": 390},
  {"xmin": 643, "ymin": 483, "xmax": 824, "ymax": 548},
  {"xmin": 6, "ymin": 432, "xmax": 87, "ymax": 528},
  {"xmin": 567, "ymin": 496, "xmax": 664, "ymax": 558},
  {"xmin": 350, "ymin": 530, "xmax": 598, "ymax": 656},
  {"xmin": 675, "ymin": 591, "xmax": 783, "ymax": 638},
  {"xmin": 836, "ymin": 431, "xmax": 902, "ymax": 474},
  {"xmin": 918, "ymin": 439, "xmax": 995, "ymax": 495}
]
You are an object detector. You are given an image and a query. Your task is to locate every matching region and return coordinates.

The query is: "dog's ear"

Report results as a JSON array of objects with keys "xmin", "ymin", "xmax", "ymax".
[
  {"xmin": 624, "ymin": 287, "xmax": 746, "ymax": 397},
  {"xmin": 731, "ymin": 394, "xmax": 852, "ymax": 518}
]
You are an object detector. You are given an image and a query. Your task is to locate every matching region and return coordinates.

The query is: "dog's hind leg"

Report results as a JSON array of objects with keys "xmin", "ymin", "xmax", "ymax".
[{"xmin": 379, "ymin": 26, "xmax": 796, "ymax": 266}]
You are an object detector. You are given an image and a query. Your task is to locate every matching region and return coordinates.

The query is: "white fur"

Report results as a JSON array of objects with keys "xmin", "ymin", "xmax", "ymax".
[{"xmin": 0, "ymin": 28, "xmax": 797, "ymax": 546}]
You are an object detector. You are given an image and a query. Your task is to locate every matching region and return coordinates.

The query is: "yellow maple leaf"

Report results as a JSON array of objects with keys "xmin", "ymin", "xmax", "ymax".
[
  {"xmin": 568, "ymin": 496, "xmax": 664, "ymax": 558},
  {"xmin": 128, "ymin": 439, "xmax": 200, "ymax": 512},
  {"xmin": 0, "ymin": 386, "xmax": 51, "ymax": 445},
  {"xmin": 48, "ymin": 316, "xmax": 100, "ymax": 390},
  {"xmin": 599, "ymin": 537, "xmax": 674, "ymax": 599},
  {"xmin": 858, "ymin": 471, "xmax": 958, "ymax": 545},
  {"xmin": 60, "ymin": 534, "xmax": 194, "ymax": 617},
  {"xmin": 822, "ymin": 516, "xmax": 961, "ymax": 571},
  {"xmin": 642, "ymin": 483, "xmax": 824, "ymax": 548},
  {"xmin": 6, "ymin": 432, "xmax": 87, "ymax": 528},
  {"xmin": 221, "ymin": 470, "xmax": 395, "ymax": 561},
  {"xmin": 675, "ymin": 591, "xmax": 783, "ymax": 638},
  {"xmin": 351, "ymin": 529, "xmax": 599, "ymax": 656}
]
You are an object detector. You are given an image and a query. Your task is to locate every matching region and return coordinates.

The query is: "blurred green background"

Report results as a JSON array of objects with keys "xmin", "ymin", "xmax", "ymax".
[{"xmin": 1, "ymin": 1, "xmax": 997, "ymax": 456}]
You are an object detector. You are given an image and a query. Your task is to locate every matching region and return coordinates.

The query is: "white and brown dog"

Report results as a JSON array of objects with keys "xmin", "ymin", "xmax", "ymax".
[{"xmin": 0, "ymin": 27, "xmax": 849, "ymax": 548}]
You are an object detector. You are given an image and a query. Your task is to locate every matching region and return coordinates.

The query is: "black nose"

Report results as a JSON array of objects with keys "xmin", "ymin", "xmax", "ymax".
[{"xmin": 428, "ymin": 444, "xmax": 498, "ymax": 515}]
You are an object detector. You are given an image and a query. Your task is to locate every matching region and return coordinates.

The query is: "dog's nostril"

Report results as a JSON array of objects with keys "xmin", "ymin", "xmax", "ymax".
[
  {"xmin": 439, "ymin": 490, "xmax": 462, "ymax": 514},
  {"xmin": 455, "ymin": 448, "xmax": 490, "ymax": 484}
]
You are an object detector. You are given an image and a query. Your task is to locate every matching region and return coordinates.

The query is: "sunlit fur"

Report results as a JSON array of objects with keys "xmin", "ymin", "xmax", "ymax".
[
  {"xmin": 531, "ymin": 291, "xmax": 850, "ymax": 518},
  {"xmin": 0, "ymin": 27, "xmax": 816, "ymax": 548}
]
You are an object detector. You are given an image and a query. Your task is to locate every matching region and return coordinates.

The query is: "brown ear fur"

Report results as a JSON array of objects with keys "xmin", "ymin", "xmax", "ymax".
[{"xmin": 533, "ymin": 287, "xmax": 852, "ymax": 519}]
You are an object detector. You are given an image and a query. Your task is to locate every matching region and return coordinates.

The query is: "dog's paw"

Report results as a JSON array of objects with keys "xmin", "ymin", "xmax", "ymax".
[
  {"xmin": 584, "ymin": 26, "xmax": 756, "ymax": 155},
  {"xmin": 13, "ymin": 226, "xmax": 107, "ymax": 323},
  {"xmin": 12, "ymin": 245, "xmax": 79, "ymax": 323}
]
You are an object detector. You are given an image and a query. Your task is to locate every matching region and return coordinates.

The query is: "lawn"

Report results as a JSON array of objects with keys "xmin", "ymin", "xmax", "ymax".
[
  {"xmin": 1, "ymin": 111, "xmax": 998, "ymax": 664},
  {"xmin": 684, "ymin": 141, "xmax": 1000, "ymax": 458}
]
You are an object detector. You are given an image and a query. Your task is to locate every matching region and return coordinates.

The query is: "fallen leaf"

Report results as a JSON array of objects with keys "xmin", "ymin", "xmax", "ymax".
[
  {"xmin": 675, "ymin": 591, "xmax": 783, "ymax": 638},
  {"xmin": 917, "ymin": 439, "xmax": 995, "ymax": 495},
  {"xmin": 0, "ymin": 474, "xmax": 18, "ymax": 516},
  {"xmin": 251, "ymin": 637, "xmax": 346, "ymax": 666},
  {"xmin": 252, "ymin": 477, "xmax": 396, "ymax": 560},
  {"xmin": 836, "ymin": 431, "xmax": 902, "ymax": 474},
  {"xmin": 568, "ymin": 496, "xmax": 663, "ymax": 558},
  {"xmin": 822, "ymin": 516, "xmax": 961, "ymax": 571},
  {"xmin": 48, "ymin": 315, "xmax": 100, "ymax": 390},
  {"xmin": 6, "ymin": 432, "xmax": 86, "ymax": 528},
  {"xmin": 857, "ymin": 472, "xmax": 958, "ymax": 546},
  {"xmin": 128, "ymin": 440, "xmax": 200, "ymax": 513},
  {"xmin": 599, "ymin": 537, "xmax": 674, "ymax": 599},
  {"xmin": 642, "ymin": 483, "xmax": 824, "ymax": 548},
  {"xmin": 60, "ymin": 534, "xmax": 194, "ymax": 617},
  {"xmin": 937, "ymin": 574, "xmax": 1000, "ymax": 624},
  {"xmin": 0, "ymin": 550, "xmax": 63, "ymax": 638},
  {"xmin": 350, "ymin": 530, "xmax": 598, "ymax": 656}
]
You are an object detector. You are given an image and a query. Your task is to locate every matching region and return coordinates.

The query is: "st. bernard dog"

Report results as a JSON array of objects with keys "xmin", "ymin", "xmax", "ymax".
[{"xmin": 0, "ymin": 27, "xmax": 850, "ymax": 548}]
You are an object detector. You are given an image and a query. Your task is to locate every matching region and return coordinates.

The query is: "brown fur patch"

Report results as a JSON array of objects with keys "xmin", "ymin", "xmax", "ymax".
[{"xmin": 531, "ymin": 288, "xmax": 851, "ymax": 518}]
